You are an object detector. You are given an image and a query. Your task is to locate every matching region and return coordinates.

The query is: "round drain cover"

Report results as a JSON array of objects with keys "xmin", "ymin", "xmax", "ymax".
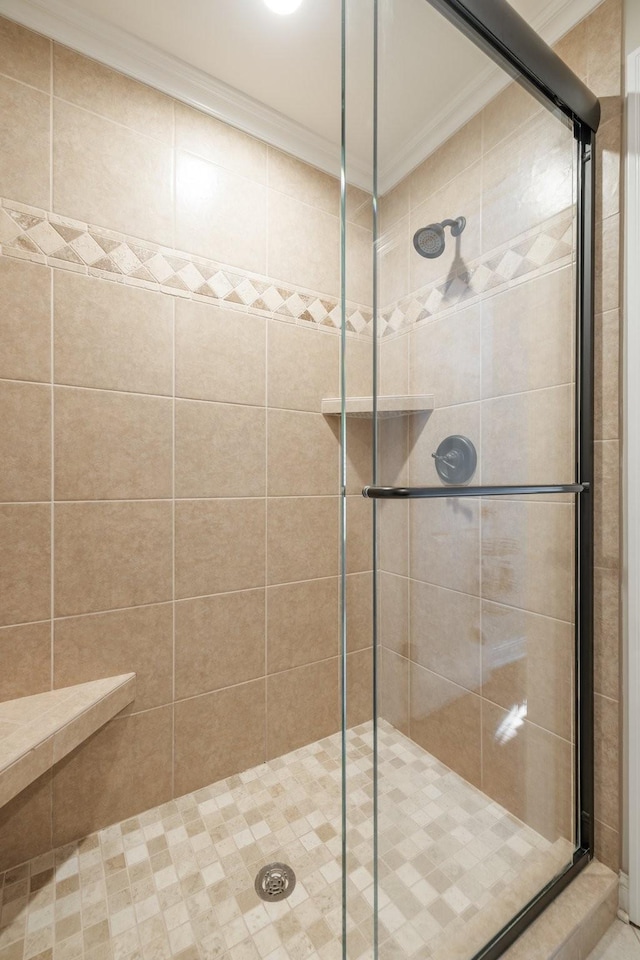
[{"xmin": 254, "ymin": 862, "xmax": 296, "ymax": 902}]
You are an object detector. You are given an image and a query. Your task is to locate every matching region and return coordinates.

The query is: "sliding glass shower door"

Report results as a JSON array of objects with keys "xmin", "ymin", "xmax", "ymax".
[{"xmin": 340, "ymin": 0, "xmax": 598, "ymax": 957}]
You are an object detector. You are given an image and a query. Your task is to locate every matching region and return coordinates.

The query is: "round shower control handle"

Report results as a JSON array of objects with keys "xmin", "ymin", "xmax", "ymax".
[{"xmin": 432, "ymin": 435, "xmax": 477, "ymax": 485}]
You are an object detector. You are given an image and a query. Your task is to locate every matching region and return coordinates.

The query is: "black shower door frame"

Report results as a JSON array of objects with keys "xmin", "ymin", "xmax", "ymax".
[{"xmin": 362, "ymin": 2, "xmax": 599, "ymax": 958}]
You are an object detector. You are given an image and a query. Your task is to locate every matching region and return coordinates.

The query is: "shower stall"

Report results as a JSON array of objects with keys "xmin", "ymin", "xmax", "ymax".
[{"xmin": 0, "ymin": 0, "xmax": 607, "ymax": 958}]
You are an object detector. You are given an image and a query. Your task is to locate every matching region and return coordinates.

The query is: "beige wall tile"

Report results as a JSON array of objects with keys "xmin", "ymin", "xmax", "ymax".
[
  {"xmin": 0, "ymin": 774, "xmax": 52, "ymax": 873},
  {"xmin": 346, "ymin": 494, "xmax": 373, "ymax": 575},
  {"xmin": 52, "ymin": 707, "xmax": 173, "ymax": 846},
  {"xmin": 595, "ymin": 215, "xmax": 620, "ymax": 315},
  {"xmin": 594, "ymin": 440, "xmax": 620, "ymax": 570},
  {"xmin": 0, "ymin": 74, "xmax": 50, "ymax": 208},
  {"xmin": 482, "ymin": 601, "xmax": 573, "ymax": 741},
  {"xmin": 0, "ymin": 380, "xmax": 51, "ymax": 501},
  {"xmin": 0, "ymin": 621, "xmax": 51, "ymax": 702},
  {"xmin": 482, "ymin": 702, "xmax": 573, "ymax": 841},
  {"xmin": 346, "ymin": 649, "xmax": 373, "ymax": 727},
  {"xmin": 481, "ymin": 500, "xmax": 574, "ymax": 622},
  {"xmin": 410, "ymin": 663, "xmax": 481, "ymax": 787},
  {"xmin": 594, "ymin": 310, "xmax": 620, "ymax": 442},
  {"xmin": 410, "ymin": 498, "xmax": 480, "ymax": 595},
  {"xmin": 481, "ymin": 385, "xmax": 573, "ymax": 487},
  {"xmin": 378, "ymin": 418, "xmax": 409, "ymax": 488},
  {"xmin": 410, "ymin": 582, "xmax": 481, "ymax": 693},
  {"xmin": 379, "ymin": 572, "xmax": 408, "ymax": 658},
  {"xmin": 596, "ymin": 118, "xmax": 621, "ymax": 224},
  {"xmin": 481, "ymin": 267, "xmax": 574, "ymax": 399},
  {"xmin": 53, "ymin": 45, "xmax": 174, "ymax": 143},
  {"xmin": 346, "ymin": 184, "xmax": 373, "ymax": 229},
  {"xmin": 378, "ymin": 333, "xmax": 408, "ymax": 396},
  {"xmin": 409, "ymin": 164, "xmax": 482, "ymax": 293},
  {"xmin": 0, "ymin": 253, "xmax": 51, "ymax": 384},
  {"xmin": 54, "ymin": 501, "xmax": 172, "ymax": 616},
  {"xmin": 54, "ymin": 271, "xmax": 173, "ymax": 395},
  {"xmin": 54, "ymin": 387, "xmax": 173, "ymax": 501},
  {"xmin": 266, "ymin": 659, "xmax": 339, "ymax": 758},
  {"xmin": 175, "ymin": 499, "xmax": 265, "ymax": 598},
  {"xmin": 175, "ymin": 300, "xmax": 265, "ymax": 405},
  {"xmin": 0, "ymin": 503, "xmax": 50, "ymax": 626},
  {"xmin": 346, "ymin": 571, "xmax": 373, "ymax": 653},
  {"xmin": 378, "ymin": 499, "xmax": 408, "ymax": 577},
  {"xmin": 343, "ymin": 418, "xmax": 374, "ymax": 495},
  {"xmin": 267, "ymin": 578, "xmax": 338, "ymax": 673},
  {"xmin": 176, "ymin": 400, "xmax": 266, "ymax": 498},
  {"xmin": 54, "ymin": 603, "xmax": 173, "ymax": 712},
  {"xmin": 267, "ymin": 496, "xmax": 338, "ymax": 585},
  {"xmin": 594, "ymin": 566, "xmax": 620, "ymax": 701},
  {"xmin": 408, "ymin": 402, "xmax": 480, "ymax": 487},
  {"xmin": 378, "ymin": 218, "xmax": 410, "ymax": 308},
  {"xmin": 409, "ymin": 306, "xmax": 481, "ymax": 407},
  {"xmin": 267, "ymin": 321, "xmax": 338, "ymax": 412},
  {"xmin": 594, "ymin": 819, "xmax": 620, "ymax": 873},
  {"xmin": 176, "ymin": 103, "xmax": 267, "ymax": 182},
  {"xmin": 553, "ymin": 17, "xmax": 588, "ymax": 82},
  {"xmin": 409, "ymin": 113, "xmax": 482, "ymax": 209},
  {"xmin": 268, "ymin": 191, "xmax": 339, "ymax": 294},
  {"xmin": 0, "ymin": 17, "xmax": 50, "ymax": 90},
  {"xmin": 175, "ymin": 589, "xmax": 265, "ymax": 699},
  {"xmin": 53, "ymin": 99, "xmax": 173, "ymax": 245},
  {"xmin": 379, "ymin": 178, "xmax": 409, "ymax": 234},
  {"xmin": 482, "ymin": 112, "xmax": 574, "ymax": 252},
  {"xmin": 586, "ymin": 0, "xmax": 622, "ymax": 97},
  {"xmin": 268, "ymin": 410, "xmax": 337, "ymax": 497},
  {"xmin": 379, "ymin": 648, "xmax": 409, "ymax": 734},
  {"xmin": 174, "ymin": 681, "xmax": 265, "ymax": 795},
  {"xmin": 346, "ymin": 221, "xmax": 373, "ymax": 306},
  {"xmin": 481, "ymin": 81, "xmax": 543, "ymax": 154},
  {"xmin": 175, "ymin": 151, "xmax": 267, "ymax": 272},
  {"xmin": 595, "ymin": 692, "xmax": 620, "ymax": 831},
  {"xmin": 268, "ymin": 149, "xmax": 339, "ymax": 215}
]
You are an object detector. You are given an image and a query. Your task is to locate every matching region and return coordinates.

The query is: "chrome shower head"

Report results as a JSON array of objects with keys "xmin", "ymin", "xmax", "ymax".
[{"xmin": 413, "ymin": 216, "xmax": 466, "ymax": 259}]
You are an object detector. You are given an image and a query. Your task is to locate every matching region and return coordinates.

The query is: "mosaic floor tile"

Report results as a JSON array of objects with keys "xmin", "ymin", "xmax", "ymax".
[{"xmin": 0, "ymin": 721, "xmax": 573, "ymax": 960}]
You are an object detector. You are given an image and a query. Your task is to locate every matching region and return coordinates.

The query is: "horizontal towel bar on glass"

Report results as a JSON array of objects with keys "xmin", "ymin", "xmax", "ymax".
[{"xmin": 361, "ymin": 483, "xmax": 588, "ymax": 500}]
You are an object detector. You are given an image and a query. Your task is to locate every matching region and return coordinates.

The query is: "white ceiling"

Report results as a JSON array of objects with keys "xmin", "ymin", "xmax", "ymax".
[{"xmin": 0, "ymin": 0, "xmax": 602, "ymax": 190}]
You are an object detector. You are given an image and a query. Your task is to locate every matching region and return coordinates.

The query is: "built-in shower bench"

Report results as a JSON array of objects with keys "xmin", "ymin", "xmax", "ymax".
[{"xmin": 0, "ymin": 674, "xmax": 135, "ymax": 808}]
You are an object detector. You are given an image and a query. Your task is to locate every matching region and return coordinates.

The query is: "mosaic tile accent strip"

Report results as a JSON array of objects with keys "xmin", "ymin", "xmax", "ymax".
[
  {"xmin": 0, "ymin": 199, "xmax": 371, "ymax": 338},
  {"xmin": 0, "ymin": 197, "xmax": 574, "ymax": 342},
  {"xmin": 0, "ymin": 721, "xmax": 573, "ymax": 960}
]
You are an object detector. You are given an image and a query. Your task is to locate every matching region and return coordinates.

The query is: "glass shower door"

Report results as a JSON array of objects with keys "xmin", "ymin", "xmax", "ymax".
[{"xmin": 361, "ymin": 1, "xmax": 593, "ymax": 957}]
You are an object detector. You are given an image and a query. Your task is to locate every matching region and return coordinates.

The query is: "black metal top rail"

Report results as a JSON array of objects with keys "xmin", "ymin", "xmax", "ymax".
[
  {"xmin": 362, "ymin": 483, "xmax": 587, "ymax": 499},
  {"xmin": 427, "ymin": 0, "xmax": 601, "ymax": 132}
]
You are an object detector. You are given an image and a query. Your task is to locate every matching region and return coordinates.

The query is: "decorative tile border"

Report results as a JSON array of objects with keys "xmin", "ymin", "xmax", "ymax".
[
  {"xmin": 379, "ymin": 212, "xmax": 575, "ymax": 337},
  {"xmin": 0, "ymin": 199, "xmax": 373, "ymax": 338},
  {"xmin": 0, "ymin": 197, "xmax": 574, "ymax": 342}
]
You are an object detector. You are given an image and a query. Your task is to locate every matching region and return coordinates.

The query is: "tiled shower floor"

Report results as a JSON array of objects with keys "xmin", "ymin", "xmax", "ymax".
[{"xmin": 0, "ymin": 721, "xmax": 572, "ymax": 960}]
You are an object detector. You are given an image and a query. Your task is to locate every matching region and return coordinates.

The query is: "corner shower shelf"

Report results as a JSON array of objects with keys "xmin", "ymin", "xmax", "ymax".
[
  {"xmin": 0, "ymin": 674, "xmax": 136, "ymax": 808},
  {"xmin": 321, "ymin": 395, "xmax": 435, "ymax": 419}
]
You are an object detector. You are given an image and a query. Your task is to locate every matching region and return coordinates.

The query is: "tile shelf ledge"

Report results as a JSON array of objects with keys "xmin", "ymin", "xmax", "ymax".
[
  {"xmin": 0, "ymin": 674, "xmax": 136, "ymax": 809},
  {"xmin": 321, "ymin": 395, "xmax": 435, "ymax": 419}
]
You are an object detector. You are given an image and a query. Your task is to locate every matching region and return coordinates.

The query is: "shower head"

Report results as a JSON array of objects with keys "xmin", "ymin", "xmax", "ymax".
[{"xmin": 413, "ymin": 216, "xmax": 466, "ymax": 259}]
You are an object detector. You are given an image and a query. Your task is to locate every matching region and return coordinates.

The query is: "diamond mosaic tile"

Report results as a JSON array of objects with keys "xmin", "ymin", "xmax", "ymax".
[
  {"xmin": 0, "ymin": 197, "xmax": 574, "ymax": 343},
  {"xmin": 0, "ymin": 722, "xmax": 573, "ymax": 960}
]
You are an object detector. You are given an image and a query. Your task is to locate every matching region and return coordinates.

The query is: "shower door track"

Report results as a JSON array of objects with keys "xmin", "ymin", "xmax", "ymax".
[{"xmin": 362, "ymin": 1, "xmax": 598, "ymax": 958}]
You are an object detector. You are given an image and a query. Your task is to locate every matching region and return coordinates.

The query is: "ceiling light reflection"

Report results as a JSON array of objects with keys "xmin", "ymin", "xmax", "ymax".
[
  {"xmin": 264, "ymin": 0, "xmax": 304, "ymax": 14},
  {"xmin": 495, "ymin": 702, "xmax": 527, "ymax": 746}
]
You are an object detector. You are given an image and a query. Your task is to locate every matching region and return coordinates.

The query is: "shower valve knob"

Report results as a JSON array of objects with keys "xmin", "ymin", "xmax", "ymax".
[{"xmin": 432, "ymin": 435, "xmax": 477, "ymax": 485}]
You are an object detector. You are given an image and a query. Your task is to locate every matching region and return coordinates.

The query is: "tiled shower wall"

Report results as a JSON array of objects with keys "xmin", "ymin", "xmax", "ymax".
[
  {"xmin": 375, "ymin": 0, "xmax": 623, "ymax": 869},
  {"xmin": 0, "ymin": 17, "xmax": 375, "ymax": 872}
]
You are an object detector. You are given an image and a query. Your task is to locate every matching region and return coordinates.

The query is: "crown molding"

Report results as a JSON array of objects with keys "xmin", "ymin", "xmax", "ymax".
[
  {"xmin": 0, "ymin": 0, "xmax": 371, "ymax": 190},
  {"xmin": 0, "ymin": 0, "xmax": 603, "ymax": 195},
  {"xmin": 377, "ymin": 0, "xmax": 604, "ymax": 192}
]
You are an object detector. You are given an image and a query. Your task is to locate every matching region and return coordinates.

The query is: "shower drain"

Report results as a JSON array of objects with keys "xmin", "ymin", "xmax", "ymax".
[{"xmin": 254, "ymin": 862, "xmax": 296, "ymax": 902}]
